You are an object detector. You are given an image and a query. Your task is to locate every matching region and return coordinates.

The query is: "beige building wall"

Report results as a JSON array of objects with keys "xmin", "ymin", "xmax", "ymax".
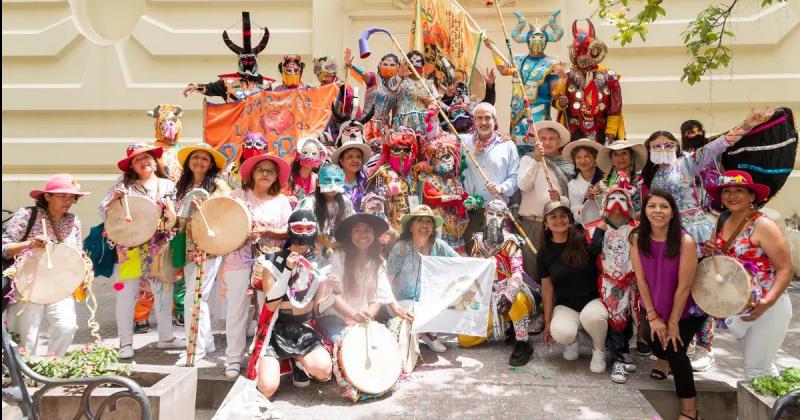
[{"xmin": 3, "ymin": 0, "xmax": 799, "ymax": 230}]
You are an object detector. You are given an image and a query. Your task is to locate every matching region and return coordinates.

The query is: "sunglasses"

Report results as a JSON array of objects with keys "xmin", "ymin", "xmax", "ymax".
[{"xmin": 254, "ymin": 167, "xmax": 277, "ymax": 176}]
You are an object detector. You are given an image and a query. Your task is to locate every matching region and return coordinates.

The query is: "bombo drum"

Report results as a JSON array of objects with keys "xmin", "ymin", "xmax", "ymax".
[
  {"xmin": 105, "ymin": 195, "xmax": 160, "ymax": 247},
  {"xmin": 13, "ymin": 244, "xmax": 89, "ymax": 304},
  {"xmin": 691, "ymin": 255, "xmax": 754, "ymax": 318},
  {"xmin": 334, "ymin": 321, "xmax": 402, "ymax": 399},
  {"xmin": 190, "ymin": 197, "xmax": 251, "ymax": 255}
]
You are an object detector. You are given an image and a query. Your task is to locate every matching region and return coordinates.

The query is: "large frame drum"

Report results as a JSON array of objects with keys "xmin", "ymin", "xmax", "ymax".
[
  {"xmin": 692, "ymin": 255, "xmax": 753, "ymax": 318},
  {"xmin": 105, "ymin": 195, "xmax": 160, "ymax": 247},
  {"xmin": 190, "ymin": 197, "xmax": 251, "ymax": 255},
  {"xmin": 14, "ymin": 244, "xmax": 88, "ymax": 304}
]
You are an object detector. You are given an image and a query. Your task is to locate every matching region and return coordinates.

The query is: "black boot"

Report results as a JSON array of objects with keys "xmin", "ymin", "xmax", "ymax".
[
  {"xmin": 509, "ymin": 340, "xmax": 533, "ymax": 367},
  {"xmin": 290, "ymin": 358, "xmax": 310, "ymax": 387},
  {"xmin": 504, "ymin": 325, "xmax": 515, "ymax": 345}
]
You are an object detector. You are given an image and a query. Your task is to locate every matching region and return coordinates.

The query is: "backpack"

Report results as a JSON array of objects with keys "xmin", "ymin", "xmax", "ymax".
[{"xmin": 83, "ymin": 223, "xmax": 117, "ymax": 278}]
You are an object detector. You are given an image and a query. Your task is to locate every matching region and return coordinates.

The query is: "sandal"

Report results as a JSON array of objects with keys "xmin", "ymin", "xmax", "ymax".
[
  {"xmin": 679, "ymin": 410, "xmax": 701, "ymax": 420},
  {"xmin": 649, "ymin": 368, "xmax": 669, "ymax": 380}
]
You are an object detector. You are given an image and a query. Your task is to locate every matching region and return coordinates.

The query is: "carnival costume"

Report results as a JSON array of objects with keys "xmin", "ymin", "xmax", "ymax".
[
  {"xmin": 187, "ymin": 12, "xmax": 274, "ymax": 102},
  {"xmin": 346, "ymin": 52, "xmax": 401, "ymax": 151},
  {"xmin": 330, "ymin": 109, "xmax": 375, "ymax": 210},
  {"xmin": 592, "ymin": 175, "xmax": 639, "ymax": 367},
  {"xmin": 489, "ymin": 10, "xmax": 563, "ymax": 141},
  {"xmin": 147, "ymin": 104, "xmax": 185, "ymax": 182},
  {"xmin": 393, "ymin": 51, "xmax": 438, "ymax": 133},
  {"xmin": 315, "ymin": 164, "xmax": 355, "ymax": 255},
  {"xmin": 554, "ymin": 19, "xmax": 624, "ymax": 144},
  {"xmin": 289, "ymin": 136, "xmax": 327, "ymax": 206},
  {"xmin": 366, "ymin": 127, "xmax": 420, "ymax": 232},
  {"xmin": 315, "ymin": 56, "xmax": 356, "ymax": 139},
  {"xmin": 246, "ymin": 201, "xmax": 329, "ymax": 379},
  {"xmin": 458, "ymin": 200, "xmax": 535, "ymax": 366},
  {"xmin": 420, "ymin": 110, "xmax": 469, "ymax": 254}
]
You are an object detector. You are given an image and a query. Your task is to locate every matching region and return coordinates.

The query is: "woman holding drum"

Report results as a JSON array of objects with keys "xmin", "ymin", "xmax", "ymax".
[
  {"xmin": 2, "ymin": 174, "xmax": 88, "ymax": 356},
  {"xmin": 702, "ymin": 171, "xmax": 793, "ymax": 379},
  {"xmin": 99, "ymin": 144, "xmax": 182, "ymax": 359},
  {"xmin": 317, "ymin": 213, "xmax": 413, "ymax": 343},
  {"xmin": 386, "ymin": 205, "xmax": 458, "ymax": 353},
  {"xmin": 222, "ymin": 152, "xmax": 292, "ymax": 378},
  {"xmin": 173, "ymin": 143, "xmax": 231, "ymax": 361},
  {"xmin": 630, "ymin": 190, "xmax": 706, "ymax": 420}
]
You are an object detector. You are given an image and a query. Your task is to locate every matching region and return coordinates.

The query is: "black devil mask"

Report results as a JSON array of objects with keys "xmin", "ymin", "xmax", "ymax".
[{"xmin": 223, "ymin": 11, "xmax": 270, "ymax": 80}]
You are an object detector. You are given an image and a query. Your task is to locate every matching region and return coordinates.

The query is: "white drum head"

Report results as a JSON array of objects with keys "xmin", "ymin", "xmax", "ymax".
[
  {"xmin": 15, "ymin": 244, "xmax": 86, "ymax": 304},
  {"xmin": 190, "ymin": 197, "xmax": 251, "ymax": 255},
  {"xmin": 340, "ymin": 321, "xmax": 402, "ymax": 395},
  {"xmin": 581, "ymin": 199, "xmax": 601, "ymax": 226},
  {"xmin": 105, "ymin": 195, "xmax": 160, "ymax": 247},
  {"xmin": 396, "ymin": 318, "xmax": 418, "ymax": 374},
  {"xmin": 691, "ymin": 256, "xmax": 752, "ymax": 318}
]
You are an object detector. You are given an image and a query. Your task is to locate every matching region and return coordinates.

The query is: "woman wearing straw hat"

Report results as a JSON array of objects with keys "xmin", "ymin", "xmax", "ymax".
[
  {"xmin": 222, "ymin": 152, "xmax": 292, "ymax": 378},
  {"xmin": 594, "ymin": 139, "xmax": 647, "ymax": 216},
  {"xmin": 562, "ymin": 139, "xmax": 604, "ymax": 222},
  {"xmin": 3, "ymin": 174, "xmax": 88, "ymax": 356},
  {"xmin": 386, "ymin": 205, "xmax": 458, "ymax": 353},
  {"xmin": 98, "ymin": 143, "xmax": 182, "ymax": 359},
  {"xmin": 316, "ymin": 213, "xmax": 413, "ymax": 343},
  {"xmin": 173, "ymin": 143, "xmax": 231, "ymax": 361},
  {"xmin": 703, "ymin": 170, "xmax": 793, "ymax": 379}
]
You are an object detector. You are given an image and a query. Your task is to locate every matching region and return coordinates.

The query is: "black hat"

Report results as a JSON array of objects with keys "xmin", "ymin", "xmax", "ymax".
[{"xmin": 334, "ymin": 213, "xmax": 389, "ymax": 246}]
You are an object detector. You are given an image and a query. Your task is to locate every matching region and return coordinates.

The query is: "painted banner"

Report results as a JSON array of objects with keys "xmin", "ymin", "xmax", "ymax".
[
  {"xmin": 203, "ymin": 84, "xmax": 339, "ymax": 166},
  {"xmin": 410, "ymin": 0, "xmax": 483, "ymax": 87},
  {"xmin": 412, "ymin": 256, "xmax": 495, "ymax": 336}
]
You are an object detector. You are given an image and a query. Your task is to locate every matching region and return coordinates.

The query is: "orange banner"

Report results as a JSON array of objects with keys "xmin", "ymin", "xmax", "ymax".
[{"xmin": 203, "ymin": 84, "xmax": 339, "ymax": 166}]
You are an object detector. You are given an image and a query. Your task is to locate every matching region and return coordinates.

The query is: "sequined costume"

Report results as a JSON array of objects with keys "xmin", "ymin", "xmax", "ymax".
[{"xmin": 365, "ymin": 127, "xmax": 420, "ymax": 232}]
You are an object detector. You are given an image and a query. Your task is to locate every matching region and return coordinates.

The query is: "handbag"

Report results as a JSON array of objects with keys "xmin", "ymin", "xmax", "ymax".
[{"xmin": 82, "ymin": 222, "xmax": 117, "ymax": 278}]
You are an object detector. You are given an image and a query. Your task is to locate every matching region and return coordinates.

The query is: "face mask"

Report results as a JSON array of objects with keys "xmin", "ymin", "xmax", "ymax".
[
  {"xmin": 318, "ymin": 165, "xmax": 345, "ymax": 193},
  {"xmin": 683, "ymin": 134, "xmax": 707, "ymax": 150},
  {"xmin": 282, "ymin": 73, "xmax": 301, "ymax": 87},
  {"xmin": 316, "ymin": 72, "xmax": 335, "ymax": 85},
  {"xmin": 650, "ymin": 142, "xmax": 678, "ymax": 165},
  {"xmin": 389, "ymin": 155, "xmax": 412, "ymax": 175},
  {"xmin": 379, "ymin": 65, "xmax": 398, "ymax": 78},
  {"xmin": 605, "ymin": 193, "xmax": 631, "ymax": 219},
  {"xmin": 160, "ymin": 119, "xmax": 178, "ymax": 142},
  {"xmin": 299, "ymin": 144, "xmax": 323, "ymax": 168},
  {"xmin": 433, "ymin": 155, "xmax": 455, "ymax": 175},
  {"xmin": 528, "ymin": 33, "xmax": 547, "ymax": 56}
]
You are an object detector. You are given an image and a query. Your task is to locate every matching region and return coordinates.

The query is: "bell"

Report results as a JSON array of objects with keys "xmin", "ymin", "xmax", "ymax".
[
  {"xmin": 598, "ymin": 103, "xmax": 606, "ymax": 111},
  {"xmin": 567, "ymin": 85, "xmax": 576, "ymax": 93},
  {"xmin": 572, "ymin": 102, "xmax": 581, "ymax": 110},
  {"xmin": 575, "ymin": 91, "xmax": 583, "ymax": 99}
]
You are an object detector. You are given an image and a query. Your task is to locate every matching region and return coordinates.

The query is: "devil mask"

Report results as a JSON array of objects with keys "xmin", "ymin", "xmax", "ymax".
[
  {"xmin": 483, "ymin": 199, "xmax": 508, "ymax": 247},
  {"xmin": 279, "ymin": 55, "xmax": 305, "ymax": 88},
  {"xmin": 222, "ymin": 12, "xmax": 270, "ymax": 80}
]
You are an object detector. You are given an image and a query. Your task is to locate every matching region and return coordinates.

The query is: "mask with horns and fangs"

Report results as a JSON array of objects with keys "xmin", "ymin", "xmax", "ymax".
[
  {"xmin": 568, "ymin": 19, "xmax": 608, "ymax": 71},
  {"xmin": 222, "ymin": 11, "xmax": 270, "ymax": 81}
]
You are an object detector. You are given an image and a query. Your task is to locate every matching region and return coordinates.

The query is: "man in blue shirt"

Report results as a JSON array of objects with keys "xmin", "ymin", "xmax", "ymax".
[{"xmin": 460, "ymin": 102, "xmax": 520, "ymax": 253}]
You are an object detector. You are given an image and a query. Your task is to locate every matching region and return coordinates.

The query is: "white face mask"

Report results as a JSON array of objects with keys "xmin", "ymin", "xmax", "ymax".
[{"xmin": 650, "ymin": 150, "xmax": 678, "ymax": 165}]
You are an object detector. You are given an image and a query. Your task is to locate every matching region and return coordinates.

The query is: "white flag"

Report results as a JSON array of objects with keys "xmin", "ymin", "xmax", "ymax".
[{"xmin": 412, "ymin": 256, "xmax": 495, "ymax": 336}]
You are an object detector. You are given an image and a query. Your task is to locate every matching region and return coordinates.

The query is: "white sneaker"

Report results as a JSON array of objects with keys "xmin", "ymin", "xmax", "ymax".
[
  {"xmin": 610, "ymin": 361, "xmax": 627, "ymax": 384},
  {"xmin": 563, "ymin": 340, "xmax": 579, "ymax": 361},
  {"xmin": 622, "ymin": 353, "xmax": 637, "ymax": 373},
  {"xmin": 690, "ymin": 347, "xmax": 715, "ymax": 372},
  {"xmin": 157, "ymin": 337, "xmax": 187, "ymax": 349},
  {"xmin": 419, "ymin": 334, "xmax": 446, "ymax": 353},
  {"xmin": 225, "ymin": 362, "xmax": 241, "ymax": 379},
  {"xmin": 590, "ymin": 349, "xmax": 607, "ymax": 373},
  {"xmin": 118, "ymin": 345, "xmax": 134, "ymax": 359},
  {"xmin": 686, "ymin": 339, "xmax": 697, "ymax": 358}
]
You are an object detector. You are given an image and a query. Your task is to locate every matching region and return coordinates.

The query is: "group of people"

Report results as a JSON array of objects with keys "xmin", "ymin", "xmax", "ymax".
[{"xmin": 2, "ymin": 10, "xmax": 796, "ymax": 420}]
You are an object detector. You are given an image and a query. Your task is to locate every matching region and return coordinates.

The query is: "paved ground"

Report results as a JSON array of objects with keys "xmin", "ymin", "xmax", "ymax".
[{"xmin": 22, "ymin": 279, "xmax": 800, "ymax": 419}]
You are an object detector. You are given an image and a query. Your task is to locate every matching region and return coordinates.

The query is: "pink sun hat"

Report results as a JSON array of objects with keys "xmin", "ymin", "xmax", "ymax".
[{"xmin": 29, "ymin": 174, "xmax": 91, "ymax": 199}]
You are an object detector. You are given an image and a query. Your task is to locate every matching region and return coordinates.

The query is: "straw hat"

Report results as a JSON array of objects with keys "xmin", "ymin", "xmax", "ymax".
[
  {"xmin": 117, "ymin": 143, "xmax": 163, "ymax": 172},
  {"xmin": 536, "ymin": 121, "xmax": 571, "ymax": 147},
  {"xmin": 177, "ymin": 143, "xmax": 227, "ymax": 170},
  {"xmin": 561, "ymin": 138, "xmax": 604, "ymax": 162},
  {"xmin": 596, "ymin": 140, "xmax": 647, "ymax": 173},
  {"xmin": 399, "ymin": 204, "xmax": 444, "ymax": 230}
]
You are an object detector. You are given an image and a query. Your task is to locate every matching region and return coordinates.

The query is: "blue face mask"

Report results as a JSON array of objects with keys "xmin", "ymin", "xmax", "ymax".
[{"xmin": 318, "ymin": 164, "xmax": 345, "ymax": 193}]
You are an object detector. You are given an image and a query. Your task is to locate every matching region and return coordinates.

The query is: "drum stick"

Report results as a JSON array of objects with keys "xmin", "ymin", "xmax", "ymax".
[
  {"xmin": 711, "ymin": 254, "xmax": 723, "ymax": 283},
  {"xmin": 196, "ymin": 205, "xmax": 215, "ymax": 237},
  {"xmin": 364, "ymin": 321, "xmax": 372, "ymax": 369},
  {"xmin": 123, "ymin": 194, "xmax": 133, "ymax": 223},
  {"xmin": 41, "ymin": 219, "xmax": 52, "ymax": 269}
]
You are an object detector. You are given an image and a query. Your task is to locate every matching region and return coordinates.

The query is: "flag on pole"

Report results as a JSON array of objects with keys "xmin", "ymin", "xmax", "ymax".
[
  {"xmin": 410, "ymin": 0, "xmax": 483, "ymax": 87},
  {"xmin": 412, "ymin": 256, "xmax": 495, "ymax": 336},
  {"xmin": 203, "ymin": 84, "xmax": 339, "ymax": 166}
]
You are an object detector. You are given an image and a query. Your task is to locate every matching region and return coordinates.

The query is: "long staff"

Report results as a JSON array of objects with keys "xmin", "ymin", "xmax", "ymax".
[
  {"xmin": 485, "ymin": 1, "xmax": 556, "ymax": 192},
  {"xmin": 185, "ymin": 252, "xmax": 206, "ymax": 367},
  {"xmin": 359, "ymin": 28, "xmax": 537, "ymax": 254}
]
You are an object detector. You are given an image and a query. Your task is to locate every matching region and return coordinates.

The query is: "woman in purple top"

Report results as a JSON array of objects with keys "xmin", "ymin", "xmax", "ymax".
[{"xmin": 631, "ymin": 190, "xmax": 706, "ymax": 420}]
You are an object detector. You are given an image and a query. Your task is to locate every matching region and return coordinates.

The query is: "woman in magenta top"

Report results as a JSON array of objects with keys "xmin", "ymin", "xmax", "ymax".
[{"xmin": 631, "ymin": 190, "xmax": 706, "ymax": 420}]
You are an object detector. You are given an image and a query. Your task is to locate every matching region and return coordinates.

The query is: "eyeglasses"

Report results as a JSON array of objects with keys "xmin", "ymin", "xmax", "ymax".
[
  {"xmin": 254, "ymin": 167, "xmax": 277, "ymax": 176},
  {"xmin": 650, "ymin": 142, "xmax": 676, "ymax": 152}
]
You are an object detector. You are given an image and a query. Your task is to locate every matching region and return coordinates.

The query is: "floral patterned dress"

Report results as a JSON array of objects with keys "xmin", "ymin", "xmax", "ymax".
[{"xmin": 716, "ymin": 212, "xmax": 775, "ymax": 301}]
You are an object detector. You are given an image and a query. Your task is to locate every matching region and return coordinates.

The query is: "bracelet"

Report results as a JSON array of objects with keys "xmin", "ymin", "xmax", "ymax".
[
  {"xmin": 647, "ymin": 314, "xmax": 659, "ymax": 322},
  {"xmin": 741, "ymin": 120, "xmax": 754, "ymax": 130},
  {"xmin": 646, "ymin": 308, "xmax": 656, "ymax": 314}
]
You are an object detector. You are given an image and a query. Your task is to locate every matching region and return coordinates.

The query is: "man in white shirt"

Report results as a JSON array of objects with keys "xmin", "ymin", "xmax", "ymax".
[
  {"xmin": 517, "ymin": 121, "xmax": 574, "ymax": 280},
  {"xmin": 460, "ymin": 102, "xmax": 520, "ymax": 253}
]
